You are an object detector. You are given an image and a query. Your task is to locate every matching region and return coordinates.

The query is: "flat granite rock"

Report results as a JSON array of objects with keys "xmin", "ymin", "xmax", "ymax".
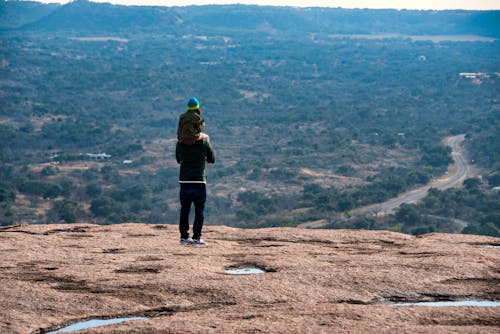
[{"xmin": 0, "ymin": 223, "xmax": 499, "ymax": 333}]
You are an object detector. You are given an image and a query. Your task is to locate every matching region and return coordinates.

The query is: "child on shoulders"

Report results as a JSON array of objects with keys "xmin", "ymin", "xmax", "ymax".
[{"xmin": 177, "ymin": 97, "xmax": 210, "ymax": 145}]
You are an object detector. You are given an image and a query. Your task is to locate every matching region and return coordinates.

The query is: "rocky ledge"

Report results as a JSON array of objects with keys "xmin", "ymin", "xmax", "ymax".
[{"xmin": 0, "ymin": 224, "xmax": 499, "ymax": 333}]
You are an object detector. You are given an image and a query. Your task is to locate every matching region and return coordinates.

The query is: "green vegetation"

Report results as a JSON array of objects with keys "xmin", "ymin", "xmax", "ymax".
[
  {"xmin": 393, "ymin": 179, "xmax": 499, "ymax": 237},
  {"xmin": 0, "ymin": 1, "xmax": 498, "ymax": 236}
]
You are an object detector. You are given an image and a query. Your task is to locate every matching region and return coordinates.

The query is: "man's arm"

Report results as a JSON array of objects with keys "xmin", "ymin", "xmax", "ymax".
[
  {"xmin": 175, "ymin": 142, "xmax": 181, "ymax": 164},
  {"xmin": 205, "ymin": 141, "xmax": 215, "ymax": 164},
  {"xmin": 176, "ymin": 116, "xmax": 183, "ymax": 141}
]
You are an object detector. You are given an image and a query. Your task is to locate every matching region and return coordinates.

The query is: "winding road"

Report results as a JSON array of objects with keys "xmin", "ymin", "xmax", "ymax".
[
  {"xmin": 353, "ymin": 134, "xmax": 472, "ymax": 215},
  {"xmin": 299, "ymin": 134, "xmax": 473, "ymax": 228}
]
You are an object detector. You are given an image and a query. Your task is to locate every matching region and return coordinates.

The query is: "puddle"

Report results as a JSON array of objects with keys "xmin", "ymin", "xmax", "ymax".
[
  {"xmin": 47, "ymin": 317, "xmax": 148, "ymax": 333},
  {"xmin": 225, "ymin": 267, "xmax": 266, "ymax": 275},
  {"xmin": 391, "ymin": 300, "xmax": 500, "ymax": 307}
]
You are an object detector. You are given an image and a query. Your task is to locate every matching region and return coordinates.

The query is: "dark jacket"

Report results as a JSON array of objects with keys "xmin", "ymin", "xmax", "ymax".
[
  {"xmin": 177, "ymin": 110, "xmax": 205, "ymax": 145},
  {"xmin": 176, "ymin": 139, "xmax": 215, "ymax": 183}
]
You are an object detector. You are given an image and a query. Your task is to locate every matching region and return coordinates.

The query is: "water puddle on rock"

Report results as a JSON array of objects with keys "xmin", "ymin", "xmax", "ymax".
[
  {"xmin": 392, "ymin": 300, "xmax": 500, "ymax": 307},
  {"xmin": 47, "ymin": 317, "xmax": 148, "ymax": 333},
  {"xmin": 225, "ymin": 267, "xmax": 266, "ymax": 275},
  {"xmin": 481, "ymin": 244, "xmax": 500, "ymax": 249}
]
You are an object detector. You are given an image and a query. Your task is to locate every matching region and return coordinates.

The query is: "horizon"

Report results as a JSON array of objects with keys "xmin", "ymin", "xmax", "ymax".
[{"xmin": 29, "ymin": 0, "xmax": 500, "ymax": 10}]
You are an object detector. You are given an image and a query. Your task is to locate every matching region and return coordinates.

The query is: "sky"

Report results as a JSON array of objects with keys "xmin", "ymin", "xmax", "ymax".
[{"xmin": 34, "ymin": 0, "xmax": 500, "ymax": 10}]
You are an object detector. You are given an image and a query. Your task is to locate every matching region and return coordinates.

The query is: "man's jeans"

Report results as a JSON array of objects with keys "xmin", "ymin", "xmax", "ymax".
[{"xmin": 179, "ymin": 183, "xmax": 206, "ymax": 240}]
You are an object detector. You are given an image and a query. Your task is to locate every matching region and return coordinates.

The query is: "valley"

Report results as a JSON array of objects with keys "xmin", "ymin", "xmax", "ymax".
[{"xmin": 0, "ymin": 1, "xmax": 498, "ymax": 236}]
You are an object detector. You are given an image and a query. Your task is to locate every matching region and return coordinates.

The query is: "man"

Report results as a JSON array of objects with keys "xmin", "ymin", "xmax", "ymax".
[{"xmin": 176, "ymin": 100, "xmax": 215, "ymax": 246}]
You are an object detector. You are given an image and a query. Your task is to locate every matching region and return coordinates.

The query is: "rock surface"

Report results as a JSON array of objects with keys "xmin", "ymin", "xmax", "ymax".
[{"xmin": 0, "ymin": 223, "xmax": 499, "ymax": 333}]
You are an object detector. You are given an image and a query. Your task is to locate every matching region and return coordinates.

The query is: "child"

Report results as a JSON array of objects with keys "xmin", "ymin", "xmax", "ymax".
[{"xmin": 177, "ymin": 97, "xmax": 210, "ymax": 145}]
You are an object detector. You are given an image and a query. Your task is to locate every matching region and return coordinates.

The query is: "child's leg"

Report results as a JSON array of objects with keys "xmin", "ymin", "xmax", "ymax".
[{"xmin": 197, "ymin": 132, "xmax": 210, "ymax": 142}]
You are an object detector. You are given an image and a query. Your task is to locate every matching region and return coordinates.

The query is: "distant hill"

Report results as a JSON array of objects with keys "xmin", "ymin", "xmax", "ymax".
[
  {"xmin": 180, "ymin": 5, "xmax": 500, "ymax": 37},
  {"xmin": 0, "ymin": 0, "xmax": 59, "ymax": 29},
  {"xmin": 462, "ymin": 11, "xmax": 500, "ymax": 37},
  {"xmin": 1, "ymin": 0, "xmax": 499, "ymax": 37},
  {"xmin": 6, "ymin": 0, "xmax": 186, "ymax": 34}
]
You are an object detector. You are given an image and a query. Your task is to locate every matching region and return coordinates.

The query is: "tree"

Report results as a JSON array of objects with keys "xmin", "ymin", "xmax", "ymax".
[
  {"xmin": 17, "ymin": 180, "xmax": 61, "ymax": 198},
  {"xmin": 486, "ymin": 172, "xmax": 500, "ymax": 187},
  {"xmin": 396, "ymin": 204, "xmax": 422, "ymax": 233},
  {"xmin": 302, "ymin": 184, "xmax": 324, "ymax": 204},
  {"xmin": 0, "ymin": 184, "xmax": 16, "ymax": 204},
  {"xmin": 90, "ymin": 196, "xmax": 121, "ymax": 218},
  {"xmin": 51, "ymin": 200, "xmax": 79, "ymax": 224},
  {"xmin": 125, "ymin": 184, "xmax": 150, "ymax": 200},
  {"xmin": 86, "ymin": 183, "xmax": 103, "ymax": 197},
  {"xmin": 43, "ymin": 184, "xmax": 62, "ymax": 199},
  {"xmin": 463, "ymin": 178, "xmax": 481, "ymax": 190}
]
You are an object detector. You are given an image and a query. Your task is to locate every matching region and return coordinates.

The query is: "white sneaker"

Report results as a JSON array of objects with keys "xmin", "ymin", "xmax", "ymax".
[
  {"xmin": 190, "ymin": 238, "xmax": 207, "ymax": 246},
  {"xmin": 179, "ymin": 237, "xmax": 193, "ymax": 245}
]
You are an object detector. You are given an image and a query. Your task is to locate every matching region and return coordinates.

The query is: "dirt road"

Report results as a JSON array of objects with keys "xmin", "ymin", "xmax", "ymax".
[
  {"xmin": 354, "ymin": 134, "xmax": 472, "ymax": 215},
  {"xmin": 299, "ymin": 134, "xmax": 473, "ymax": 228}
]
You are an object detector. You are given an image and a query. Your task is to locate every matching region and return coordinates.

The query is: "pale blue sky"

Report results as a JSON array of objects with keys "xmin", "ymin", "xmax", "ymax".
[{"xmin": 35, "ymin": 0, "xmax": 500, "ymax": 10}]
